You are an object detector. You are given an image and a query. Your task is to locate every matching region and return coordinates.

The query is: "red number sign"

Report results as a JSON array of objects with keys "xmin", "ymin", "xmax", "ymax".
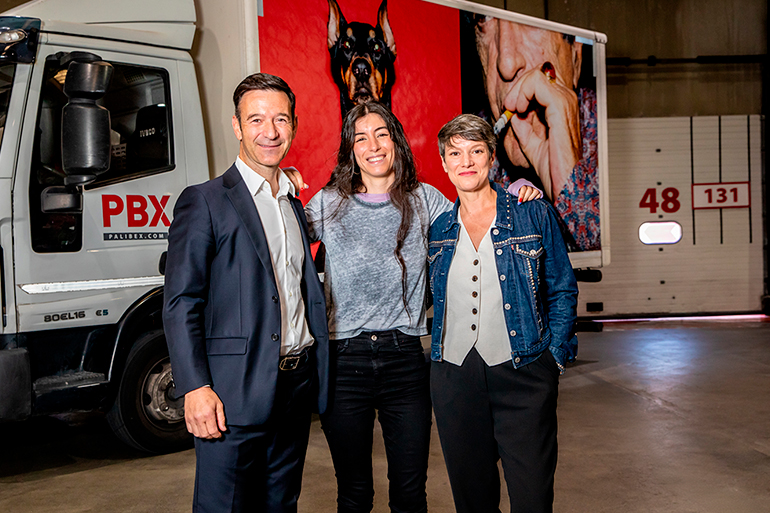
[
  {"xmin": 691, "ymin": 182, "xmax": 750, "ymax": 210},
  {"xmin": 639, "ymin": 187, "xmax": 681, "ymax": 214}
]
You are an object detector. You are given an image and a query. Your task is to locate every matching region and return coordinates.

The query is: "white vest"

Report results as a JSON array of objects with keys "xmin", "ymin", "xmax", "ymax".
[{"xmin": 442, "ymin": 214, "xmax": 512, "ymax": 367}]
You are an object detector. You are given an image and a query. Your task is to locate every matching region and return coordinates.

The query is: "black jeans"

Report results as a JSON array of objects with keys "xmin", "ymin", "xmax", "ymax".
[
  {"xmin": 320, "ymin": 330, "xmax": 432, "ymax": 513},
  {"xmin": 431, "ymin": 348, "xmax": 560, "ymax": 513}
]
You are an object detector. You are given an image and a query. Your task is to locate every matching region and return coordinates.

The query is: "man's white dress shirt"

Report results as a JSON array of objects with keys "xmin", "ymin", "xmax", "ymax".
[{"xmin": 236, "ymin": 157, "xmax": 314, "ymax": 356}]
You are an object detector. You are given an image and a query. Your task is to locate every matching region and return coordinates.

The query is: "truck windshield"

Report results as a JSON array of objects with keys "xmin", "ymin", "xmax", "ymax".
[{"xmin": 0, "ymin": 64, "xmax": 15, "ymax": 151}]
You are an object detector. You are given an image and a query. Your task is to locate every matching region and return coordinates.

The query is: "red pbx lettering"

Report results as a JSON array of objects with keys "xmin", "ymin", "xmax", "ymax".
[
  {"xmin": 126, "ymin": 195, "xmax": 149, "ymax": 227},
  {"xmin": 102, "ymin": 194, "xmax": 171, "ymax": 228},
  {"xmin": 149, "ymin": 195, "xmax": 171, "ymax": 227},
  {"xmin": 102, "ymin": 195, "xmax": 124, "ymax": 227}
]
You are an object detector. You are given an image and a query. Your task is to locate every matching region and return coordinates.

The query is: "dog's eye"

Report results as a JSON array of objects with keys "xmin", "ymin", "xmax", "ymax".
[
  {"xmin": 342, "ymin": 40, "xmax": 352, "ymax": 49},
  {"xmin": 372, "ymin": 43, "xmax": 381, "ymax": 52}
]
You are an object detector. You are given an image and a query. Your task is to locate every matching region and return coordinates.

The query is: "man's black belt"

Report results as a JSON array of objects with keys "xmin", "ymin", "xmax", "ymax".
[{"xmin": 279, "ymin": 346, "xmax": 311, "ymax": 371}]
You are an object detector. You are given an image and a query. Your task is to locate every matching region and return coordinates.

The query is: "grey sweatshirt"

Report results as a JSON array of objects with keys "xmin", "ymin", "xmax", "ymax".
[{"xmin": 305, "ymin": 184, "xmax": 450, "ymax": 340}]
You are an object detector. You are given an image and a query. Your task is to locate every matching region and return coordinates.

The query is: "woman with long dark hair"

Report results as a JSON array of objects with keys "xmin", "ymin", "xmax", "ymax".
[{"xmin": 303, "ymin": 102, "xmax": 539, "ymax": 513}]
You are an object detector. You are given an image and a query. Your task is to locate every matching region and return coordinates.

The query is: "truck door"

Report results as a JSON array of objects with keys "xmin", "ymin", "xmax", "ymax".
[
  {"xmin": 0, "ymin": 61, "xmax": 29, "ymax": 337},
  {"xmin": 13, "ymin": 45, "xmax": 187, "ymax": 337}
]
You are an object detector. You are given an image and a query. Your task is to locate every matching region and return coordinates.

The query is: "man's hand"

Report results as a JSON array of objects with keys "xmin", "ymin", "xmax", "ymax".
[
  {"xmin": 184, "ymin": 386, "xmax": 227, "ymax": 439},
  {"xmin": 283, "ymin": 166, "xmax": 308, "ymax": 195},
  {"xmin": 502, "ymin": 63, "xmax": 581, "ymax": 200}
]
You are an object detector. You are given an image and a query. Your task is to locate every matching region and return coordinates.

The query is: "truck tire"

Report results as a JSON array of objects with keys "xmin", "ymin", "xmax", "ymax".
[{"xmin": 107, "ymin": 329, "xmax": 191, "ymax": 453}]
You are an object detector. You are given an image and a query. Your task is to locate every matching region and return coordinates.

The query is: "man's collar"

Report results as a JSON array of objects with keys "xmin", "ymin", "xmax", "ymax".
[{"xmin": 235, "ymin": 156, "xmax": 296, "ymax": 198}]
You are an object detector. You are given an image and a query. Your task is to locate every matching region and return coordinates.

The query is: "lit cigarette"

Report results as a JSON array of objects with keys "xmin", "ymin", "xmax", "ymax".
[{"xmin": 493, "ymin": 110, "xmax": 513, "ymax": 136}]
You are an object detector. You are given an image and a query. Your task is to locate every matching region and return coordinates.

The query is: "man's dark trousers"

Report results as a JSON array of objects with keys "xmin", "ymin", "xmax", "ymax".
[{"xmin": 193, "ymin": 354, "xmax": 315, "ymax": 512}]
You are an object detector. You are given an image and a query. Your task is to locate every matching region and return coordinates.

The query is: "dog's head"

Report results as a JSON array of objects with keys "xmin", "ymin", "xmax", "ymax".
[{"xmin": 327, "ymin": 0, "xmax": 397, "ymax": 116}]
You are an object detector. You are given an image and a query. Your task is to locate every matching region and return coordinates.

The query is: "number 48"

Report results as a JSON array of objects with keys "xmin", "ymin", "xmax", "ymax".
[{"xmin": 639, "ymin": 187, "xmax": 680, "ymax": 213}]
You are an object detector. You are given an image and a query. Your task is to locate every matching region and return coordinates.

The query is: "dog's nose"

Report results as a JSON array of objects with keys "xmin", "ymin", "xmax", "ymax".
[{"xmin": 352, "ymin": 60, "xmax": 371, "ymax": 80}]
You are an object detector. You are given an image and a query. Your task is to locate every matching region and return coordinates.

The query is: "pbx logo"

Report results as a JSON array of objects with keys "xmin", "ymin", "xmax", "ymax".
[{"xmin": 102, "ymin": 194, "xmax": 171, "ymax": 228}]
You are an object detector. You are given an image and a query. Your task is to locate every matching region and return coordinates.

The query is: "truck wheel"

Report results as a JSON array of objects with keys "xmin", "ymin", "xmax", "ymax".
[{"xmin": 107, "ymin": 330, "xmax": 191, "ymax": 453}]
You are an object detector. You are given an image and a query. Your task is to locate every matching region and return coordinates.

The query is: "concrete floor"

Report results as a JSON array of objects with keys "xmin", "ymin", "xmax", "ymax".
[{"xmin": 1, "ymin": 319, "xmax": 769, "ymax": 512}]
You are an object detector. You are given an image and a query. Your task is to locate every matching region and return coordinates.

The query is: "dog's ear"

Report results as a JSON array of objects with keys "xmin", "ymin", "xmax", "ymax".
[
  {"xmin": 377, "ymin": 0, "xmax": 396, "ymax": 57},
  {"xmin": 327, "ymin": 0, "xmax": 347, "ymax": 50}
]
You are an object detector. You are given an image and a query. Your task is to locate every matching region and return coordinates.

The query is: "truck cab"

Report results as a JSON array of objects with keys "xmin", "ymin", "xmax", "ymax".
[{"xmin": 0, "ymin": 0, "xmax": 207, "ymax": 452}]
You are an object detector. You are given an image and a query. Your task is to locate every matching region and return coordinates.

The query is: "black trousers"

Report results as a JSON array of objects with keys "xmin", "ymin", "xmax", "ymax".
[
  {"xmin": 431, "ymin": 348, "xmax": 560, "ymax": 513},
  {"xmin": 192, "ymin": 357, "xmax": 313, "ymax": 513},
  {"xmin": 320, "ymin": 331, "xmax": 432, "ymax": 513}
]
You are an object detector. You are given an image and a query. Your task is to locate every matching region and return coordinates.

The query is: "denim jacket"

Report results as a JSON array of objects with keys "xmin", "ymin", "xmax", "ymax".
[{"xmin": 428, "ymin": 181, "xmax": 579, "ymax": 373}]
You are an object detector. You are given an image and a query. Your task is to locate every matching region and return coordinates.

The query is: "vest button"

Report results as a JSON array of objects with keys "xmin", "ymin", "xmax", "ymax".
[{"xmin": 271, "ymin": 333, "xmax": 279, "ymax": 341}]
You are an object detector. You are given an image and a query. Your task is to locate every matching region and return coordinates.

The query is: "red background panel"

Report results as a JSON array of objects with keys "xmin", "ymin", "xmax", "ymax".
[{"xmin": 259, "ymin": 0, "xmax": 462, "ymax": 202}]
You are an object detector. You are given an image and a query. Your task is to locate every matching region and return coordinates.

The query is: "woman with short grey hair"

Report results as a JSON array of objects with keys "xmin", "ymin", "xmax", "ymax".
[{"xmin": 428, "ymin": 114, "xmax": 578, "ymax": 513}]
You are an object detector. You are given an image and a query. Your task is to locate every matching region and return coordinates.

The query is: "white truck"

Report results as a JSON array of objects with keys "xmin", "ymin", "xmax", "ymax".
[
  {"xmin": 0, "ymin": 0, "xmax": 204, "ymax": 452},
  {"xmin": 0, "ymin": 0, "xmax": 609, "ymax": 453}
]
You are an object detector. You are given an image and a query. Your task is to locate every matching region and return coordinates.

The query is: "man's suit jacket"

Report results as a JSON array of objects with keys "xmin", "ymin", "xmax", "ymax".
[{"xmin": 163, "ymin": 165, "xmax": 329, "ymax": 426}]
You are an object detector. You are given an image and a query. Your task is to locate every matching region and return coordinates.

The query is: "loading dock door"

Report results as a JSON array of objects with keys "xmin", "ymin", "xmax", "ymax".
[{"xmin": 578, "ymin": 115, "xmax": 763, "ymax": 317}]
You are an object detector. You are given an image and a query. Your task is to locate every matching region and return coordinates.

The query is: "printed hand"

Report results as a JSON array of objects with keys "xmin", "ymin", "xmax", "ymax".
[{"xmin": 502, "ymin": 62, "xmax": 581, "ymax": 200}]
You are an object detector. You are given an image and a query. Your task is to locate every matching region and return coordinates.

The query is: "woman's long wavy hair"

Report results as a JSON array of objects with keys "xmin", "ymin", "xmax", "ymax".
[{"xmin": 325, "ymin": 102, "xmax": 421, "ymax": 318}]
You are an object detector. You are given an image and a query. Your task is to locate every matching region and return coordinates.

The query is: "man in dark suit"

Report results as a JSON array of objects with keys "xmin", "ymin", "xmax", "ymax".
[{"xmin": 163, "ymin": 73, "xmax": 329, "ymax": 513}]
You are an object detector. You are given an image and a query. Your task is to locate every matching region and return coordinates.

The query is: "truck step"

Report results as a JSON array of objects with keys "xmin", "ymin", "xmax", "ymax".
[{"xmin": 33, "ymin": 371, "xmax": 106, "ymax": 395}]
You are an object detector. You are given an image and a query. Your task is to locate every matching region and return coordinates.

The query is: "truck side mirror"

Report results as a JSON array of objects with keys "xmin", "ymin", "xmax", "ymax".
[{"xmin": 61, "ymin": 59, "xmax": 113, "ymax": 186}]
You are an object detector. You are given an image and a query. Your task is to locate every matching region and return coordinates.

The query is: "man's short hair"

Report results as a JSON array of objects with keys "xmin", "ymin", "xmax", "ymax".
[
  {"xmin": 233, "ymin": 73, "xmax": 296, "ymax": 122},
  {"xmin": 438, "ymin": 114, "xmax": 496, "ymax": 158}
]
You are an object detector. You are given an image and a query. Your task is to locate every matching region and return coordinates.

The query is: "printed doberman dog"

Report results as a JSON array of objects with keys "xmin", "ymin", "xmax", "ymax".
[{"xmin": 327, "ymin": 0, "xmax": 397, "ymax": 118}]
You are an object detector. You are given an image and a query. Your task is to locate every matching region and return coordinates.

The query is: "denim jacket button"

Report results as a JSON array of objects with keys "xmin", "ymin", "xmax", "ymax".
[
  {"xmin": 509, "ymin": 330, "xmax": 517, "ymax": 336},
  {"xmin": 496, "ymin": 249, "xmax": 502, "ymax": 255},
  {"xmin": 371, "ymin": 334, "xmax": 378, "ymax": 341},
  {"xmin": 500, "ymin": 274, "xmax": 506, "ymax": 281},
  {"xmin": 504, "ymin": 303, "xmax": 511, "ymax": 310},
  {"xmin": 514, "ymin": 356, "xmax": 521, "ymax": 364},
  {"xmin": 493, "ymin": 229, "xmax": 499, "ymax": 235}
]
